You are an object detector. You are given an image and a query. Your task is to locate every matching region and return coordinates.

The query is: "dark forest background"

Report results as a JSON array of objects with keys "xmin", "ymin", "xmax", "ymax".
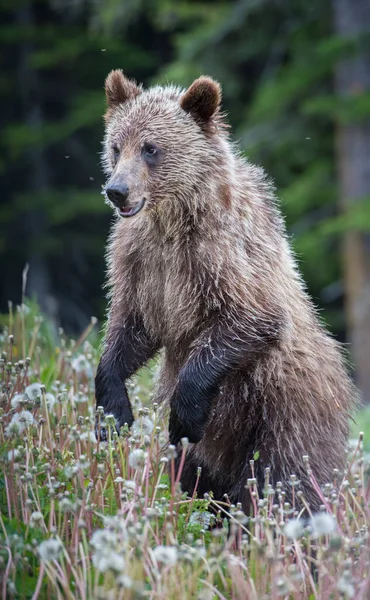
[{"xmin": 1, "ymin": 0, "xmax": 370, "ymax": 403}]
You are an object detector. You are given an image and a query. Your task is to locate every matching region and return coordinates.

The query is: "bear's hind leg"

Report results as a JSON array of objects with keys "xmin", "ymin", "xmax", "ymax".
[{"xmin": 176, "ymin": 451, "xmax": 226, "ymax": 504}]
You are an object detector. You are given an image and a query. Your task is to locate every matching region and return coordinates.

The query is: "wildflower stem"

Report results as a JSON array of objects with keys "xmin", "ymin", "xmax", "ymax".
[
  {"xmin": 31, "ymin": 563, "xmax": 45, "ymax": 600},
  {"xmin": 1, "ymin": 545, "xmax": 12, "ymax": 600}
]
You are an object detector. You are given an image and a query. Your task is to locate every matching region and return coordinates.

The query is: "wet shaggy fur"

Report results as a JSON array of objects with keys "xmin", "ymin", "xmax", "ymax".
[{"xmin": 96, "ymin": 71, "xmax": 357, "ymax": 512}]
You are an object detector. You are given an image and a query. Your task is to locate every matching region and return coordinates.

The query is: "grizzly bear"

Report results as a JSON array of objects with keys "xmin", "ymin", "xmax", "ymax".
[{"xmin": 95, "ymin": 70, "xmax": 356, "ymax": 511}]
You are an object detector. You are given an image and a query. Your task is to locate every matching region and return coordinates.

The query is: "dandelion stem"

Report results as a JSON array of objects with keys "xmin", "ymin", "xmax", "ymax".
[{"xmin": 31, "ymin": 563, "xmax": 45, "ymax": 600}]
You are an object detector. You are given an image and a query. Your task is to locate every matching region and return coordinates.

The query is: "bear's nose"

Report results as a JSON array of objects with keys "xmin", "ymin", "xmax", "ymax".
[{"xmin": 106, "ymin": 183, "xmax": 129, "ymax": 207}]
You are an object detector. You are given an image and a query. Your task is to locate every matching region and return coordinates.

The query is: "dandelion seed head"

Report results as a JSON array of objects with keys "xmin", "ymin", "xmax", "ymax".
[
  {"xmin": 103, "ymin": 516, "xmax": 128, "ymax": 537},
  {"xmin": 152, "ymin": 545, "xmax": 177, "ymax": 567},
  {"xmin": 45, "ymin": 393, "xmax": 56, "ymax": 411},
  {"xmin": 114, "ymin": 476, "xmax": 125, "ymax": 484},
  {"xmin": 92, "ymin": 550, "xmax": 125, "ymax": 573},
  {"xmin": 71, "ymin": 355, "xmax": 93, "ymax": 378},
  {"xmin": 284, "ymin": 518, "xmax": 304, "ymax": 540},
  {"xmin": 63, "ymin": 465, "xmax": 75, "ymax": 480},
  {"xmin": 74, "ymin": 392, "xmax": 89, "ymax": 404},
  {"xmin": 309, "ymin": 513, "xmax": 336, "ymax": 537},
  {"xmin": 74, "ymin": 456, "xmax": 90, "ymax": 471},
  {"xmin": 30, "ymin": 512, "xmax": 44, "ymax": 528},
  {"xmin": 228, "ymin": 554, "xmax": 243, "ymax": 567},
  {"xmin": 131, "ymin": 416, "xmax": 154, "ymax": 438},
  {"xmin": 189, "ymin": 511, "xmax": 213, "ymax": 530},
  {"xmin": 90, "ymin": 529, "xmax": 114, "ymax": 552},
  {"xmin": 123, "ymin": 480, "xmax": 136, "ymax": 491},
  {"xmin": 25, "ymin": 383, "xmax": 42, "ymax": 402},
  {"xmin": 348, "ymin": 438, "xmax": 360, "ymax": 450},
  {"xmin": 128, "ymin": 449, "xmax": 146, "ymax": 469},
  {"xmin": 11, "ymin": 394, "xmax": 26, "ymax": 409},
  {"xmin": 90, "ymin": 521, "xmax": 127, "ymax": 573},
  {"xmin": 116, "ymin": 574, "xmax": 132, "ymax": 588},
  {"xmin": 38, "ymin": 538, "xmax": 63, "ymax": 562},
  {"xmin": 79, "ymin": 431, "xmax": 97, "ymax": 444},
  {"xmin": 275, "ymin": 576, "xmax": 289, "ymax": 596},
  {"xmin": 156, "ymin": 483, "xmax": 168, "ymax": 490},
  {"xmin": 103, "ymin": 414, "xmax": 117, "ymax": 428},
  {"xmin": 6, "ymin": 410, "xmax": 35, "ymax": 437},
  {"xmin": 337, "ymin": 573, "xmax": 355, "ymax": 598},
  {"xmin": 58, "ymin": 498, "xmax": 73, "ymax": 513},
  {"xmin": 166, "ymin": 445, "xmax": 177, "ymax": 460}
]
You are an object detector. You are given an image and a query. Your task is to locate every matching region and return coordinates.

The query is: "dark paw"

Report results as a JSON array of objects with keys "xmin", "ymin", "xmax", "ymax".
[
  {"xmin": 95, "ymin": 413, "xmax": 133, "ymax": 442},
  {"xmin": 95, "ymin": 418, "xmax": 112, "ymax": 442},
  {"xmin": 95, "ymin": 420, "xmax": 108, "ymax": 442},
  {"xmin": 169, "ymin": 408, "xmax": 205, "ymax": 446}
]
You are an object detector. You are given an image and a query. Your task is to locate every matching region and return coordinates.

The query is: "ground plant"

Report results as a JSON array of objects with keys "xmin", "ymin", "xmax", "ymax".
[{"xmin": 0, "ymin": 303, "xmax": 369, "ymax": 599}]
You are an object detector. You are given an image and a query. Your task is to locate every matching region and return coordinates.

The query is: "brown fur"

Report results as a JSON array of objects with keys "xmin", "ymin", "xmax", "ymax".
[
  {"xmin": 97, "ymin": 73, "xmax": 357, "ymax": 512},
  {"xmin": 180, "ymin": 76, "xmax": 222, "ymax": 129},
  {"xmin": 104, "ymin": 70, "xmax": 142, "ymax": 121}
]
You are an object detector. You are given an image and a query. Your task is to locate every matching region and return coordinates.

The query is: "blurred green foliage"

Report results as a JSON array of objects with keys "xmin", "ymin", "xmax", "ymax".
[{"xmin": 1, "ymin": 0, "xmax": 370, "ymax": 334}]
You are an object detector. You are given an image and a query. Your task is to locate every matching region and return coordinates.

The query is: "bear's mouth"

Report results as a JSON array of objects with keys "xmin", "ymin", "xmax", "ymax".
[{"xmin": 118, "ymin": 198, "xmax": 146, "ymax": 218}]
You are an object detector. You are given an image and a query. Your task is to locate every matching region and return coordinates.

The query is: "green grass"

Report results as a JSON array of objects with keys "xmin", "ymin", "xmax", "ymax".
[
  {"xmin": 0, "ymin": 302, "xmax": 369, "ymax": 599},
  {"xmin": 351, "ymin": 406, "xmax": 370, "ymax": 452}
]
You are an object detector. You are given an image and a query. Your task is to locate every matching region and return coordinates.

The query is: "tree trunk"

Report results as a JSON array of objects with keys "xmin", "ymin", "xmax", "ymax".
[{"xmin": 333, "ymin": 0, "xmax": 370, "ymax": 404}]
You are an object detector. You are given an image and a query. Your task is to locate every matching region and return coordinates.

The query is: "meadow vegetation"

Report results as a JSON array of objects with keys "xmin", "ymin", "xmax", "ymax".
[{"xmin": 0, "ymin": 303, "xmax": 369, "ymax": 599}]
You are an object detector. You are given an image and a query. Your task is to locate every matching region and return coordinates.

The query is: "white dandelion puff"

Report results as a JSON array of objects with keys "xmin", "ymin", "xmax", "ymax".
[
  {"xmin": 38, "ymin": 538, "xmax": 63, "ymax": 562},
  {"xmin": 71, "ymin": 355, "xmax": 93, "ymax": 378},
  {"xmin": 25, "ymin": 383, "xmax": 42, "ymax": 402},
  {"xmin": 116, "ymin": 574, "xmax": 132, "ymax": 589},
  {"xmin": 92, "ymin": 550, "xmax": 125, "ymax": 573},
  {"xmin": 131, "ymin": 416, "xmax": 154, "ymax": 438},
  {"xmin": 90, "ymin": 529, "xmax": 112, "ymax": 552},
  {"xmin": 74, "ymin": 392, "xmax": 89, "ymax": 404},
  {"xmin": 309, "ymin": 513, "xmax": 336, "ymax": 538},
  {"xmin": 45, "ymin": 393, "xmax": 56, "ymax": 411},
  {"xmin": 114, "ymin": 476, "xmax": 125, "ymax": 484},
  {"xmin": 74, "ymin": 456, "xmax": 90, "ymax": 471},
  {"xmin": 152, "ymin": 545, "xmax": 178, "ymax": 567},
  {"xmin": 123, "ymin": 480, "xmax": 136, "ymax": 491},
  {"xmin": 10, "ymin": 394, "xmax": 25, "ymax": 409},
  {"xmin": 30, "ymin": 511, "xmax": 44, "ymax": 528},
  {"xmin": 189, "ymin": 511, "xmax": 213, "ymax": 529},
  {"xmin": 348, "ymin": 438, "xmax": 360, "ymax": 450},
  {"xmin": 102, "ymin": 516, "xmax": 128, "ymax": 538},
  {"xmin": 58, "ymin": 498, "xmax": 73, "ymax": 513},
  {"xmin": 79, "ymin": 431, "xmax": 97, "ymax": 444},
  {"xmin": 5, "ymin": 410, "xmax": 35, "ymax": 437},
  {"xmin": 128, "ymin": 449, "xmax": 146, "ymax": 469},
  {"xmin": 90, "ymin": 526, "xmax": 126, "ymax": 573},
  {"xmin": 284, "ymin": 518, "xmax": 305, "ymax": 540},
  {"xmin": 337, "ymin": 574, "xmax": 355, "ymax": 598}
]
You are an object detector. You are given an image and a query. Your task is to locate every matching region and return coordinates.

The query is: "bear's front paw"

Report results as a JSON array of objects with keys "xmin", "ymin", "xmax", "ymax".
[
  {"xmin": 169, "ymin": 407, "xmax": 205, "ymax": 446},
  {"xmin": 95, "ymin": 420, "xmax": 108, "ymax": 442},
  {"xmin": 95, "ymin": 410, "xmax": 134, "ymax": 442}
]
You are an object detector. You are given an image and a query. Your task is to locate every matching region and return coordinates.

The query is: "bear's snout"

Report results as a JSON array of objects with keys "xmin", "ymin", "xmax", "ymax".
[{"xmin": 106, "ymin": 183, "xmax": 130, "ymax": 208}]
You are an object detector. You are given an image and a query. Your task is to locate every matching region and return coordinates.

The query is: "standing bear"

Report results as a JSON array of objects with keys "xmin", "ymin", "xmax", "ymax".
[{"xmin": 95, "ymin": 70, "xmax": 356, "ymax": 511}]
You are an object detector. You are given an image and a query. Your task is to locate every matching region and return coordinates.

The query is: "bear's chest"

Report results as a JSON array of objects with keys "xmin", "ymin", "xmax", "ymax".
[{"xmin": 134, "ymin": 241, "xmax": 203, "ymax": 348}]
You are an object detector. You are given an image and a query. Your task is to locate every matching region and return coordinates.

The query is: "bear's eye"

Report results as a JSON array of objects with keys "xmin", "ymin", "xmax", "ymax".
[
  {"xmin": 141, "ymin": 142, "xmax": 160, "ymax": 164},
  {"xmin": 112, "ymin": 145, "xmax": 120, "ymax": 164}
]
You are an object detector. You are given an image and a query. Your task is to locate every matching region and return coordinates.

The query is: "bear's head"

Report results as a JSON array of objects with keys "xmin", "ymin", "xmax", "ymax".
[{"xmin": 102, "ymin": 71, "xmax": 227, "ymax": 220}]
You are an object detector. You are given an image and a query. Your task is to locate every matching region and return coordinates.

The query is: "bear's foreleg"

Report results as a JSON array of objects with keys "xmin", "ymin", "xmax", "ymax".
[
  {"xmin": 169, "ymin": 314, "xmax": 282, "ymax": 445},
  {"xmin": 95, "ymin": 313, "xmax": 159, "ymax": 439}
]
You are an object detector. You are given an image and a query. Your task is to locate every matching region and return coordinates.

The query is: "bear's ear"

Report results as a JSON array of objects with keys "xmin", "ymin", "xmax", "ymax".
[
  {"xmin": 180, "ymin": 76, "xmax": 222, "ymax": 123},
  {"xmin": 105, "ymin": 70, "xmax": 141, "ymax": 109}
]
